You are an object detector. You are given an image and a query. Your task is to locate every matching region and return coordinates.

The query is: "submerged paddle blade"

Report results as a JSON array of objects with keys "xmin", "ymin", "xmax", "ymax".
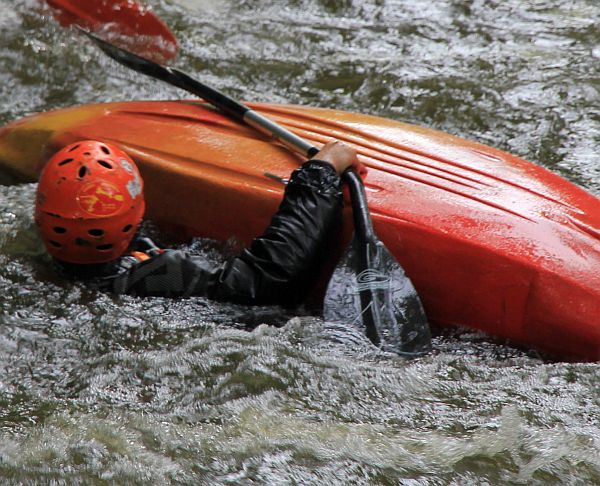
[
  {"xmin": 324, "ymin": 235, "xmax": 431, "ymax": 356},
  {"xmin": 325, "ymin": 170, "xmax": 431, "ymax": 357},
  {"xmin": 45, "ymin": 0, "xmax": 178, "ymax": 61}
]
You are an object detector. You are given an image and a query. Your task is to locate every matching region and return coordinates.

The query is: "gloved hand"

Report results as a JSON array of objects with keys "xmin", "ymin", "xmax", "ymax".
[{"xmin": 311, "ymin": 140, "xmax": 367, "ymax": 178}]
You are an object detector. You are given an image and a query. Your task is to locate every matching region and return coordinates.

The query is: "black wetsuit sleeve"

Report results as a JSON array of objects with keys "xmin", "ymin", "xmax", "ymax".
[{"xmin": 103, "ymin": 160, "xmax": 343, "ymax": 306}]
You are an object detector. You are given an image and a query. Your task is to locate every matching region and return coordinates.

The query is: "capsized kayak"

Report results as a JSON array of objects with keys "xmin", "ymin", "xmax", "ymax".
[{"xmin": 1, "ymin": 100, "xmax": 599, "ymax": 361}]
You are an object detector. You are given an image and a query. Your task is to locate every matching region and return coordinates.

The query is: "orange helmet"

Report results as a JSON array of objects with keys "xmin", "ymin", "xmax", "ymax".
[{"xmin": 35, "ymin": 140, "xmax": 145, "ymax": 264}]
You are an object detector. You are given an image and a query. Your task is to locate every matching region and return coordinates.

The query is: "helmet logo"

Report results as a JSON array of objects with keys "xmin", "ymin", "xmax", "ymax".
[
  {"xmin": 77, "ymin": 181, "xmax": 125, "ymax": 216},
  {"xmin": 127, "ymin": 178, "xmax": 142, "ymax": 199},
  {"xmin": 120, "ymin": 158, "xmax": 142, "ymax": 199},
  {"xmin": 120, "ymin": 159, "xmax": 134, "ymax": 173}
]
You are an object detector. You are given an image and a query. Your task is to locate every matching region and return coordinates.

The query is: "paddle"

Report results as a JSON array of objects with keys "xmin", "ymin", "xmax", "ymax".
[
  {"xmin": 79, "ymin": 29, "xmax": 432, "ymax": 356},
  {"xmin": 43, "ymin": 0, "xmax": 178, "ymax": 61}
]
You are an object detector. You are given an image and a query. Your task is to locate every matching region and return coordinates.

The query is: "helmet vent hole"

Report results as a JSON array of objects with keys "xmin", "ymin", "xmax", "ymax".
[
  {"xmin": 97, "ymin": 160, "xmax": 113, "ymax": 169},
  {"xmin": 88, "ymin": 229, "xmax": 104, "ymax": 237},
  {"xmin": 68, "ymin": 144, "xmax": 80, "ymax": 152},
  {"xmin": 49, "ymin": 240, "xmax": 62, "ymax": 248},
  {"xmin": 100, "ymin": 145, "xmax": 111, "ymax": 155},
  {"xmin": 58, "ymin": 158, "xmax": 74, "ymax": 166},
  {"xmin": 78, "ymin": 166, "xmax": 87, "ymax": 178},
  {"xmin": 53, "ymin": 226, "xmax": 67, "ymax": 234},
  {"xmin": 122, "ymin": 224, "xmax": 133, "ymax": 233},
  {"xmin": 75, "ymin": 238, "xmax": 90, "ymax": 246},
  {"xmin": 97, "ymin": 244, "xmax": 113, "ymax": 251},
  {"xmin": 84, "ymin": 152, "xmax": 91, "ymax": 156}
]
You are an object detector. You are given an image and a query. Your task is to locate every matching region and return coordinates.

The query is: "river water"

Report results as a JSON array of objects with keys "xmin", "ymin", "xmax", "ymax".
[{"xmin": 1, "ymin": 0, "xmax": 599, "ymax": 484}]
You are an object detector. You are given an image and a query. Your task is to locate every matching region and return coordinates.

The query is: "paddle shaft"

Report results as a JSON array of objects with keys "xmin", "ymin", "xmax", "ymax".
[
  {"xmin": 81, "ymin": 30, "xmax": 371, "ymax": 214},
  {"xmin": 149, "ymin": 63, "xmax": 318, "ymax": 158}
]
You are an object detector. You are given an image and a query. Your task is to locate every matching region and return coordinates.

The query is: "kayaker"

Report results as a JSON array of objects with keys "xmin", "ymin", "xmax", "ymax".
[{"xmin": 35, "ymin": 139, "xmax": 363, "ymax": 307}]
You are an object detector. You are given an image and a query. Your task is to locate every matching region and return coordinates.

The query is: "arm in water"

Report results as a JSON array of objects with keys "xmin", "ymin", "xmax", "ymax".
[{"xmin": 93, "ymin": 142, "xmax": 360, "ymax": 306}]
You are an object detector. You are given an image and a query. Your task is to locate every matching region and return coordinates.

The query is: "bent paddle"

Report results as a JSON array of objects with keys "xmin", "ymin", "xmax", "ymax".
[
  {"xmin": 44, "ymin": 0, "xmax": 177, "ymax": 61},
  {"xmin": 79, "ymin": 29, "xmax": 432, "ymax": 356}
]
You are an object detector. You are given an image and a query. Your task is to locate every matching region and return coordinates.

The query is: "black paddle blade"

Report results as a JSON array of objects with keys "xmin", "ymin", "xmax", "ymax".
[{"xmin": 324, "ymin": 234, "xmax": 431, "ymax": 357}]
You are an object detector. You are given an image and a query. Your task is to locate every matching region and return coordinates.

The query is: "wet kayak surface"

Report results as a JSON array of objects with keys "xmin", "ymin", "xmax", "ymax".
[{"xmin": 1, "ymin": 0, "xmax": 599, "ymax": 484}]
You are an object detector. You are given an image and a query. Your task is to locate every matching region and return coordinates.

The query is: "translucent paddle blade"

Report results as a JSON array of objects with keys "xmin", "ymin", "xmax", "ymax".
[{"xmin": 324, "ymin": 236, "xmax": 431, "ymax": 357}]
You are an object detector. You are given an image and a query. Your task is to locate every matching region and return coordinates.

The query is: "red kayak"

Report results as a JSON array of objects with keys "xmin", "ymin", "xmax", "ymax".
[{"xmin": 1, "ymin": 100, "xmax": 599, "ymax": 360}]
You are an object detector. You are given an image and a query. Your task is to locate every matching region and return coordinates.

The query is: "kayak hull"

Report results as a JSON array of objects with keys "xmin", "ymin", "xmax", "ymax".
[{"xmin": 1, "ymin": 100, "xmax": 599, "ymax": 361}]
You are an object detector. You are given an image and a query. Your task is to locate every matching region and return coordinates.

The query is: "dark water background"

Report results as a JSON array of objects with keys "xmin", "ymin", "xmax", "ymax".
[{"xmin": 1, "ymin": 0, "xmax": 599, "ymax": 484}]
